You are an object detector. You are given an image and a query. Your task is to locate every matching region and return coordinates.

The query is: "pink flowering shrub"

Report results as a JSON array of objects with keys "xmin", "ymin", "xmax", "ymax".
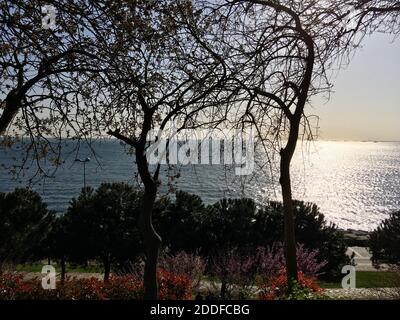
[
  {"xmin": 211, "ymin": 248, "xmax": 263, "ymax": 299},
  {"xmin": 210, "ymin": 243, "xmax": 327, "ymax": 298},
  {"xmin": 256, "ymin": 243, "xmax": 327, "ymax": 281}
]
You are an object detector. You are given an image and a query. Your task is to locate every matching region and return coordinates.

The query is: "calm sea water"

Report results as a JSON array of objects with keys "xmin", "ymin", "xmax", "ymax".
[{"xmin": 1, "ymin": 139, "xmax": 399, "ymax": 231}]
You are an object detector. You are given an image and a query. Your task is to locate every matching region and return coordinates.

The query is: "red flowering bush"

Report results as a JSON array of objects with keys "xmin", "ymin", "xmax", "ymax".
[
  {"xmin": 104, "ymin": 276, "xmax": 144, "ymax": 300},
  {"xmin": 157, "ymin": 268, "xmax": 192, "ymax": 300},
  {"xmin": 0, "ymin": 273, "xmax": 24, "ymax": 300},
  {"xmin": 0, "ymin": 274, "xmax": 107, "ymax": 300},
  {"xmin": 0, "ymin": 270, "xmax": 191, "ymax": 300},
  {"xmin": 60, "ymin": 278, "xmax": 106, "ymax": 300},
  {"xmin": 258, "ymin": 268, "xmax": 324, "ymax": 300}
]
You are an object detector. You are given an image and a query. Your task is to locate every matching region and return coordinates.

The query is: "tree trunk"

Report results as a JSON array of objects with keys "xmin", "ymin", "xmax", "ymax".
[
  {"xmin": 140, "ymin": 186, "xmax": 161, "ymax": 299},
  {"xmin": 109, "ymin": 95, "xmax": 162, "ymax": 299},
  {"xmin": 60, "ymin": 256, "xmax": 66, "ymax": 285},
  {"xmin": 0, "ymin": 91, "xmax": 20, "ymax": 135},
  {"xmin": 280, "ymin": 148, "xmax": 298, "ymax": 288},
  {"xmin": 136, "ymin": 125, "xmax": 162, "ymax": 299},
  {"xmin": 220, "ymin": 279, "xmax": 227, "ymax": 299},
  {"xmin": 249, "ymin": 0, "xmax": 315, "ymax": 293},
  {"xmin": 103, "ymin": 254, "xmax": 111, "ymax": 282}
]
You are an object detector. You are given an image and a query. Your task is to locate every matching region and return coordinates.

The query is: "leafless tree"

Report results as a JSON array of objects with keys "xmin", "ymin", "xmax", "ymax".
[
  {"xmin": 1, "ymin": 0, "xmax": 227, "ymax": 299},
  {"xmin": 193, "ymin": 0, "xmax": 345, "ymax": 287},
  {"xmin": 206, "ymin": 0, "xmax": 400, "ymax": 288},
  {"xmin": 0, "ymin": 0, "xmax": 110, "ymax": 179},
  {"xmin": 70, "ymin": 0, "xmax": 227, "ymax": 299}
]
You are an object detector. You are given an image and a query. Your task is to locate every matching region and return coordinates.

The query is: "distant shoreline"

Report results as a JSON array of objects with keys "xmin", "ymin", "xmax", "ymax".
[{"xmin": 1, "ymin": 136, "xmax": 400, "ymax": 143}]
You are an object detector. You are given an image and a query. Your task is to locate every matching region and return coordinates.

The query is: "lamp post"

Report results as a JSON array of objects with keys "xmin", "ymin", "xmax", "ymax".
[{"xmin": 75, "ymin": 157, "xmax": 90, "ymax": 188}]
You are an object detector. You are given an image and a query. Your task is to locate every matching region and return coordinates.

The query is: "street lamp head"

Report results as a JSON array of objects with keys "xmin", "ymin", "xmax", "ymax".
[
  {"xmin": 75, "ymin": 157, "xmax": 91, "ymax": 163},
  {"xmin": 75, "ymin": 157, "xmax": 90, "ymax": 188}
]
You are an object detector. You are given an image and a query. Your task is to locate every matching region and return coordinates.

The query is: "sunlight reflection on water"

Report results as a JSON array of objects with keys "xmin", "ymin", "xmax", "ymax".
[{"xmin": 1, "ymin": 140, "xmax": 399, "ymax": 231}]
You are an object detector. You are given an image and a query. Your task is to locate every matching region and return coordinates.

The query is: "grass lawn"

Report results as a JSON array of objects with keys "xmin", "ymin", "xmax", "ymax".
[{"xmin": 320, "ymin": 271, "xmax": 399, "ymax": 289}]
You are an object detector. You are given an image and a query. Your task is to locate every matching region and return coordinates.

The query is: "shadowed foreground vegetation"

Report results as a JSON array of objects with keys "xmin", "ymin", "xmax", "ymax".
[
  {"xmin": 0, "ymin": 184, "xmax": 351, "ymax": 280},
  {"xmin": 1, "ymin": 184, "xmax": 400, "ymax": 299}
]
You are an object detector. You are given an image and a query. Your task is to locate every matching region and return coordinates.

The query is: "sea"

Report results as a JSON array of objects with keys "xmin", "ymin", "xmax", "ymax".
[{"xmin": 1, "ymin": 139, "xmax": 400, "ymax": 231}]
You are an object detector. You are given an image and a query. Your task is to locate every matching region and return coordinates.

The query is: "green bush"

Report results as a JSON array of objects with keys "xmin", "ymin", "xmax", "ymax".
[
  {"xmin": 154, "ymin": 191, "xmax": 204, "ymax": 253},
  {"xmin": 156, "ymin": 195, "xmax": 258, "ymax": 255},
  {"xmin": 370, "ymin": 211, "xmax": 400, "ymax": 265},
  {"xmin": 157, "ymin": 192, "xmax": 350, "ymax": 279},
  {"xmin": 60, "ymin": 183, "xmax": 143, "ymax": 279},
  {"xmin": 204, "ymin": 198, "xmax": 257, "ymax": 251},
  {"xmin": 1, "ymin": 186, "xmax": 350, "ymax": 281},
  {"xmin": 0, "ymin": 188, "xmax": 54, "ymax": 269}
]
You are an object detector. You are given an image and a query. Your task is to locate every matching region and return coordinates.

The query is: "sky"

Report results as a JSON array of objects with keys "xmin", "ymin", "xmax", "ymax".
[{"xmin": 313, "ymin": 32, "xmax": 400, "ymax": 142}]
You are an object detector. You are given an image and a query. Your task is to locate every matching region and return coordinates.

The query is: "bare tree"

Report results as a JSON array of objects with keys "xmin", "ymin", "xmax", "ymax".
[
  {"xmin": 0, "ymin": 1, "xmax": 109, "ymax": 133},
  {"xmin": 346, "ymin": 0, "xmax": 400, "ymax": 35},
  {"xmin": 197, "ymin": 0, "xmax": 340, "ymax": 287},
  {"xmin": 0, "ymin": 0, "xmax": 110, "ymax": 180},
  {"xmin": 1, "ymin": 0, "xmax": 227, "ymax": 299},
  {"xmin": 209, "ymin": 0, "xmax": 400, "ymax": 288},
  {"xmin": 70, "ymin": 0, "xmax": 227, "ymax": 299}
]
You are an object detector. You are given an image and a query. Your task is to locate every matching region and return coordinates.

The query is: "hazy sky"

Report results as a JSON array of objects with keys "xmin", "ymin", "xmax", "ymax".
[{"xmin": 313, "ymin": 32, "xmax": 400, "ymax": 142}]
